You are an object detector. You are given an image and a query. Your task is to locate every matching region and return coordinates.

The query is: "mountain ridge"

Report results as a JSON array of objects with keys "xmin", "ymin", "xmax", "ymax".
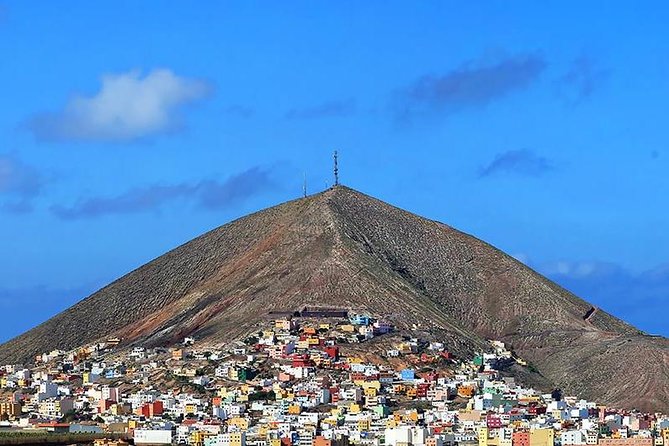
[{"xmin": 1, "ymin": 185, "xmax": 667, "ymax": 411}]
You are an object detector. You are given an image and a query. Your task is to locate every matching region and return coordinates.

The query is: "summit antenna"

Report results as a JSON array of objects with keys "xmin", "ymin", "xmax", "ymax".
[
  {"xmin": 333, "ymin": 150, "xmax": 339, "ymax": 186},
  {"xmin": 303, "ymin": 173, "xmax": 307, "ymax": 198}
]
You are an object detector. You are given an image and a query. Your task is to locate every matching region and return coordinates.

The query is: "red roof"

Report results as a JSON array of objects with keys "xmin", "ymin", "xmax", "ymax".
[{"xmin": 37, "ymin": 422, "xmax": 70, "ymax": 428}]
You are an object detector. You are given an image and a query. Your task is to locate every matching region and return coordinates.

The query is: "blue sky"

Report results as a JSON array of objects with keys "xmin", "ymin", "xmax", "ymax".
[{"xmin": 1, "ymin": 1, "xmax": 668, "ymax": 342}]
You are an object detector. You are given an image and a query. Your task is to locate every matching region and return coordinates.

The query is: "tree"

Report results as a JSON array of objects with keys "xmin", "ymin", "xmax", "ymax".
[
  {"xmin": 244, "ymin": 336, "xmax": 259, "ymax": 346},
  {"xmin": 60, "ymin": 409, "xmax": 78, "ymax": 423}
]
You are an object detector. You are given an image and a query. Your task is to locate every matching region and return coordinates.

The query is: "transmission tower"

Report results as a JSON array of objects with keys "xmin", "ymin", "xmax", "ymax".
[{"xmin": 333, "ymin": 150, "xmax": 339, "ymax": 186}]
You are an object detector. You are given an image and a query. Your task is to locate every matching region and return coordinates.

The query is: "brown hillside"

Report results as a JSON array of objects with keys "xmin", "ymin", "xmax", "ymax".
[{"xmin": 0, "ymin": 186, "xmax": 667, "ymax": 411}]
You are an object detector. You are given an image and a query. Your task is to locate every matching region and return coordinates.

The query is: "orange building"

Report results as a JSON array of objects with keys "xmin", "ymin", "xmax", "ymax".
[
  {"xmin": 314, "ymin": 436, "xmax": 348, "ymax": 446},
  {"xmin": 513, "ymin": 431, "xmax": 530, "ymax": 446},
  {"xmin": 136, "ymin": 400, "xmax": 163, "ymax": 418},
  {"xmin": 457, "ymin": 385, "xmax": 476, "ymax": 398}
]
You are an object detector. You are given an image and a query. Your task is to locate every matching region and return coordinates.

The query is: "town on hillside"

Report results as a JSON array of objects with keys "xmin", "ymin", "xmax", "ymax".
[{"xmin": 0, "ymin": 310, "xmax": 666, "ymax": 446}]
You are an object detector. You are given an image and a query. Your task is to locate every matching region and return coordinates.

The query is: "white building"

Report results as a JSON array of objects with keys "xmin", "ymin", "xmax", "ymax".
[
  {"xmin": 134, "ymin": 429, "xmax": 174, "ymax": 445},
  {"xmin": 205, "ymin": 433, "xmax": 247, "ymax": 446},
  {"xmin": 561, "ymin": 430, "xmax": 585, "ymax": 445},
  {"xmin": 385, "ymin": 427, "xmax": 428, "ymax": 446}
]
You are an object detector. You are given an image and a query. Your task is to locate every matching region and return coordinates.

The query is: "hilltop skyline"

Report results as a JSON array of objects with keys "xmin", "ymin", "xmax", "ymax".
[
  {"xmin": 1, "ymin": 1, "xmax": 668, "ymax": 340},
  {"xmin": 4, "ymin": 185, "xmax": 667, "ymax": 412}
]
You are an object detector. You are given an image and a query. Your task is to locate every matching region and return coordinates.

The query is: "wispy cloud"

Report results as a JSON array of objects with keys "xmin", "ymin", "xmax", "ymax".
[
  {"xmin": 541, "ymin": 260, "xmax": 620, "ymax": 279},
  {"xmin": 285, "ymin": 99, "xmax": 356, "ymax": 119},
  {"xmin": 0, "ymin": 153, "xmax": 46, "ymax": 213},
  {"xmin": 397, "ymin": 52, "xmax": 546, "ymax": 118},
  {"xmin": 479, "ymin": 149, "xmax": 554, "ymax": 177},
  {"xmin": 28, "ymin": 69, "xmax": 213, "ymax": 143},
  {"xmin": 557, "ymin": 56, "xmax": 607, "ymax": 104},
  {"xmin": 51, "ymin": 167, "xmax": 274, "ymax": 220}
]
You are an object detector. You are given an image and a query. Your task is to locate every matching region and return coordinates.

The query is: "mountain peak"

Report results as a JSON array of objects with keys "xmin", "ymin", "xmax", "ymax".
[{"xmin": 1, "ymin": 187, "xmax": 667, "ymax": 411}]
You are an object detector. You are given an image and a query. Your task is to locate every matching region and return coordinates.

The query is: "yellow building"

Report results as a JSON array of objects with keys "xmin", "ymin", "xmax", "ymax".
[
  {"xmin": 322, "ymin": 416, "xmax": 341, "ymax": 429},
  {"xmin": 393, "ymin": 409, "xmax": 418, "ymax": 423},
  {"xmin": 227, "ymin": 433, "xmax": 245, "ymax": 446},
  {"xmin": 0, "ymin": 402, "xmax": 21, "ymax": 419},
  {"xmin": 478, "ymin": 427, "xmax": 489, "ymax": 446},
  {"xmin": 275, "ymin": 319, "xmax": 292, "ymax": 331},
  {"xmin": 551, "ymin": 409, "xmax": 565, "ymax": 420},
  {"xmin": 93, "ymin": 439, "xmax": 128, "ymax": 446},
  {"xmin": 190, "ymin": 431, "xmax": 215, "ymax": 446},
  {"xmin": 362, "ymin": 381, "xmax": 381, "ymax": 390},
  {"xmin": 364, "ymin": 387, "xmax": 378, "ymax": 398},
  {"xmin": 530, "ymin": 429, "xmax": 554, "ymax": 446},
  {"xmin": 662, "ymin": 429, "xmax": 669, "ymax": 444},
  {"xmin": 393, "ymin": 384, "xmax": 407, "ymax": 394},
  {"xmin": 228, "ymin": 417, "xmax": 249, "ymax": 430}
]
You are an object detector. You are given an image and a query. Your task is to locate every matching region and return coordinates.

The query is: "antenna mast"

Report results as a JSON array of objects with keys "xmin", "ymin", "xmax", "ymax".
[
  {"xmin": 303, "ymin": 173, "xmax": 307, "ymax": 198},
  {"xmin": 333, "ymin": 150, "xmax": 339, "ymax": 186}
]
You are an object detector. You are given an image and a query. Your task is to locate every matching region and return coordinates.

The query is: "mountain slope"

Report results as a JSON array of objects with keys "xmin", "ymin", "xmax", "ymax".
[{"xmin": 1, "ymin": 186, "xmax": 667, "ymax": 411}]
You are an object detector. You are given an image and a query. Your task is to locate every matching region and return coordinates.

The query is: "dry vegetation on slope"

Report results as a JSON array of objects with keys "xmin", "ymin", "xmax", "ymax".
[{"xmin": 1, "ymin": 186, "xmax": 667, "ymax": 411}]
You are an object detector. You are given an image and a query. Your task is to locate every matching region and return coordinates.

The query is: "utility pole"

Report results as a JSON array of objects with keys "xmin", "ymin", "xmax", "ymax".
[
  {"xmin": 333, "ymin": 150, "xmax": 339, "ymax": 186},
  {"xmin": 302, "ymin": 173, "xmax": 307, "ymax": 198}
]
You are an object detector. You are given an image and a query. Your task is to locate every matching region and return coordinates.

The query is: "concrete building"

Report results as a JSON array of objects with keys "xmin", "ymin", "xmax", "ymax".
[{"xmin": 134, "ymin": 429, "xmax": 174, "ymax": 445}]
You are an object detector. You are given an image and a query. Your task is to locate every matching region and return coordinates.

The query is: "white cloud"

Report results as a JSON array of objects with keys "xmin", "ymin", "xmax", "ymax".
[
  {"xmin": 540, "ymin": 259, "xmax": 620, "ymax": 279},
  {"xmin": 29, "ymin": 69, "xmax": 213, "ymax": 142}
]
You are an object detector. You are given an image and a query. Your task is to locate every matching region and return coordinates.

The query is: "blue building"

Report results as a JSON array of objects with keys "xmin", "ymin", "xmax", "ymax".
[{"xmin": 350, "ymin": 314, "xmax": 371, "ymax": 326}]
